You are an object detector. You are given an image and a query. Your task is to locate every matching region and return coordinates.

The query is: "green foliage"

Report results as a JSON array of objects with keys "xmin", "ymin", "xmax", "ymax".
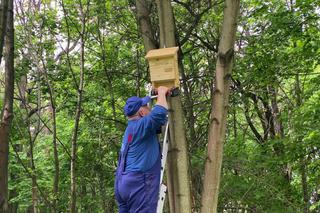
[{"xmin": 4, "ymin": 0, "xmax": 320, "ymax": 212}]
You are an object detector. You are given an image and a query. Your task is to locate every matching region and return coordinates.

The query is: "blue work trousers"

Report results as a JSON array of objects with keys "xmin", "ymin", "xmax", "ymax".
[{"xmin": 114, "ymin": 143, "xmax": 161, "ymax": 213}]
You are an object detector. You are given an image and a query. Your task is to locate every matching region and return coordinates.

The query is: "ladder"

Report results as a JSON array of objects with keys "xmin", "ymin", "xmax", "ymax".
[
  {"xmin": 156, "ymin": 121, "xmax": 170, "ymax": 213},
  {"xmin": 149, "ymin": 86, "xmax": 179, "ymax": 213}
]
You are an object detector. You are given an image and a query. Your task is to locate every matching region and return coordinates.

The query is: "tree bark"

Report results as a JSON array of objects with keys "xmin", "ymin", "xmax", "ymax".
[
  {"xmin": 135, "ymin": 0, "xmax": 158, "ymax": 52},
  {"xmin": 0, "ymin": 0, "xmax": 8, "ymax": 64},
  {"xmin": 156, "ymin": 0, "xmax": 192, "ymax": 212},
  {"xmin": 136, "ymin": 0, "xmax": 192, "ymax": 211},
  {"xmin": 26, "ymin": 91, "xmax": 38, "ymax": 213},
  {"xmin": 200, "ymin": 1, "xmax": 240, "ymax": 212},
  {"xmin": 0, "ymin": 0, "xmax": 14, "ymax": 211}
]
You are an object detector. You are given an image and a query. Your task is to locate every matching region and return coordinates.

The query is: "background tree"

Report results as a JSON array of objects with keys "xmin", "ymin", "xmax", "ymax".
[
  {"xmin": 0, "ymin": 0, "xmax": 14, "ymax": 211},
  {"xmin": 201, "ymin": 0, "xmax": 240, "ymax": 212},
  {"xmin": 0, "ymin": 0, "xmax": 8, "ymax": 63}
]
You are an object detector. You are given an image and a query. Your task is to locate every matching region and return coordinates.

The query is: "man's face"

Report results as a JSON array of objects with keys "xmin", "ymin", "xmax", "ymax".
[{"xmin": 138, "ymin": 105, "xmax": 151, "ymax": 117}]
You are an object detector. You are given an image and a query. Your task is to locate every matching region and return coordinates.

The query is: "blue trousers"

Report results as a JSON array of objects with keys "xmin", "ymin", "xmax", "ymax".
[{"xmin": 115, "ymin": 154, "xmax": 161, "ymax": 213}]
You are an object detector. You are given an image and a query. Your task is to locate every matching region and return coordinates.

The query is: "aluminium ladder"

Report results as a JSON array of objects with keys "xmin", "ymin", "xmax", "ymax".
[
  {"xmin": 156, "ymin": 121, "xmax": 170, "ymax": 213},
  {"xmin": 149, "ymin": 86, "xmax": 179, "ymax": 213}
]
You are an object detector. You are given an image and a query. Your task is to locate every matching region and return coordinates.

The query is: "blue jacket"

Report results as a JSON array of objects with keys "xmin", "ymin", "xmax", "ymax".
[{"xmin": 121, "ymin": 105, "xmax": 168, "ymax": 172}]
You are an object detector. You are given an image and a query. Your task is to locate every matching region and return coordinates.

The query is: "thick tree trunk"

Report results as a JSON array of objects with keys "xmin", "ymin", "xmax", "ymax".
[
  {"xmin": 135, "ymin": 0, "xmax": 157, "ymax": 52},
  {"xmin": 0, "ymin": 0, "xmax": 14, "ymax": 211},
  {"xmin": 200, "ymin": 1, "xmax": 240, "ymax": 212},
  {"xmin": 136, "ymin": 0, "xmax": 192, "ymax": 211},
  {"xmin": 156, "ymin": 1, "xmax": 192, "ymax": 212}
]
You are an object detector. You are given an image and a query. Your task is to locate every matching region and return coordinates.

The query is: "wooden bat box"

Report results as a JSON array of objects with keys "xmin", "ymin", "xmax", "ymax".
[{"xmin": 145, "ymin": 47, "xmax": 180, "ymax": 89}]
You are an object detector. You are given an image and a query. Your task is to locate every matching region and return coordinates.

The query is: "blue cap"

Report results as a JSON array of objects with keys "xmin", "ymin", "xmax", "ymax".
[{"xmin": 124, "ymin": 96, "xmax": 151, "ymax": 116}]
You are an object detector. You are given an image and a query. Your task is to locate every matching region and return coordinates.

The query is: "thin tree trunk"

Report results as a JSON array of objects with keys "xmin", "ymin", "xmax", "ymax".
[
  {"xmin": 70, "ymin": 2, "xmax": 87, "ymax": 212},
  {"xmin": 31, "ymin": 52, "xmax": 42, "ymax": 213},
  {"xmin": 9, "ymin": 75, "xmax": 26, "ymax": 213},
  {"xmin": 0, "ymin": 0, "xmax": 8, "ymax": 64},
  {"xmin": 31, "ymin": 152, "xmax": 37, "ymax": 213},
  {"xmin": 8, "ymin": 143, "xmax": 19, "ymax": 213},
  {"xmin": 270, "ymin": 87, "xmax": 284, "ymax": 138},
  {"xmin": 179, "ymin": 52, "xmax": 198, "ymax": 209},
  {"xmin": 51, "ymin": 87, "xmax": 59, "ymax": 213},
  {"xmin": 27, "ymin": 99, "xmax": 38, "ymax": 213},
  {"xmin": 136, "ymin": 45, "xmax": 142, "ymax": 97},
  {"xmin": 300, "ymin": 158, "xmax": 309, "ymax": 213},
  {"xmin": 179, "ymin": 53, "xmax": 196, "ymax": 146},
  {"xmin": 0, "ymin": 0, "xmax": 14, "ymax": 210},
  {"xmin": 200, "ymin": 1, "xmax": 240, "ymax": 212},
  {"xmin": 41, "ymin": 5, "xmax": 60, "ymax": 207},
  {"xmin": 98, "ymin": 174, "xmax": 107, "ymax": 212},
  {"xmin": 156, "ymin": 0, "xmax": 192, "ymax": 212},
  {"xmin": 96, "ymin": 17, "xmax": 117, "ymax": 127},
  {"xmin": 295, "ymin": 74, "xmax": 309, "ymax": 212},
  {"xmin": 41, "ymin": 59, "xmax": 59, "ymax": 212}
]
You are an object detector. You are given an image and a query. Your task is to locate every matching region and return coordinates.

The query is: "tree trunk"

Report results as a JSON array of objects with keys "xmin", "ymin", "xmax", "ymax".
[
  {"xmin": 135, "ymin": 0, "xmax": 157, "ymax": 52},
  {"xmin": 70, "ymin": 2, "xmax": 87, "ymax": 212},
  {"xmin": 136, "ymin": 0, "xmax": 192, "ymax": 211},
  {"xmin": 96, "ymin": 17, "xmax": 117, "ymax": 127},
  {"xmin": 300, "ymin": 158, "xmax": 309, "ymax": 213},
  {"xmin": 0, "ymin": 0, "xmax": 8, "ymax": 64},
  {"xmin": 9, "ymin": 74, "xmax": 27, "ymax": 212},
  {"xmin": 156, "ymin": 0, "xmax": 192, "ymax": 212},
  {"xmin": 27, "ymin": 99, "xmax": 38, "ymax": 213},
  {"xmin": 31, "ymin": 49, "xmax": 42, "ymax": 213},
  {"xmin": 50, "ymin": 82, "xmax": 59, "ymax": 213},
  {"xmin": 295, "ymin": 74, "xmax": 309, "ymax": 212},
  {"xmin": 0, "ymin": 0, "xmax": 14, "ymax": 210},
  {"xmin": 200, "ymin": 1, "xmax": 240, "ymax": 212},
  {"xmin": 179, "ymin": 53, "xmax": 196, "ymax": 147},
  {"xmin": 31, "ymin": 159, "xmax": 37, "ymax": 213},
  {"xmin": 42, "ymin": 59, "xmax": 59, "ymax": 212}
]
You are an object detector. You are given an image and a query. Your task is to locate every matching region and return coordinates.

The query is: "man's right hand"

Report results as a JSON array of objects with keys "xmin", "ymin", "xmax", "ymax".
[
  {"xmin": 155, "ymin": 86, "xmax": 169, "ymax": 109},
  {"xmin": 157, "ymin": 86, "xmax": 169, "ymax": 96}
]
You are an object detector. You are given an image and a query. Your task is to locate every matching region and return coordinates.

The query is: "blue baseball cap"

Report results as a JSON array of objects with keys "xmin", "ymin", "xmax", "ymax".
[{"xmin": 124, "ymin": 96, "xmax": 151, "ymax": 116}]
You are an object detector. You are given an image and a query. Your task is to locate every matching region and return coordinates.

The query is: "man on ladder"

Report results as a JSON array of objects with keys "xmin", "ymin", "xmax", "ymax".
[{"xmin": 114, "ymin": 86, "xmax": 169, "ymax": 213}]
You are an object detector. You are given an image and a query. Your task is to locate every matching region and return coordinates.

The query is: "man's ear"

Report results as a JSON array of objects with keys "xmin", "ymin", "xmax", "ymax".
[{"xmin": 138, "ymin": 108, "xmax": 144, "ymax": 117}]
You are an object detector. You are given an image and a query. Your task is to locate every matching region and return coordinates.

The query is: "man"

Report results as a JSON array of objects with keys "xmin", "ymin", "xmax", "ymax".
[{"xmin": 115, "ymin": 86, "xmax": 169, "ymax": 213}]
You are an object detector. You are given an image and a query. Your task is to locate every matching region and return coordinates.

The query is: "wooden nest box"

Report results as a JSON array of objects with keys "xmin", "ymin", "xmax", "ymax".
[{"xmin": 145, "ymin": 47, "xmax": 180, "ymax": 89}]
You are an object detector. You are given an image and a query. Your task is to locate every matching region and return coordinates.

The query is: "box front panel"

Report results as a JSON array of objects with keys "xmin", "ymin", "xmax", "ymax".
[{"xmin": 149, "ymin": 58, "xmax": 175, "ymax": 81}]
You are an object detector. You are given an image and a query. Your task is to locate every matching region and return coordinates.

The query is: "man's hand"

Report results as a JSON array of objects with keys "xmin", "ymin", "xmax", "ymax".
[
  {"xmin": 156, "ymin": 86, "xmax": 169, "ymax": 109},
  {"xmin": 157, "ymin": 86, "xmax": 169, "ymax": 96}
]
